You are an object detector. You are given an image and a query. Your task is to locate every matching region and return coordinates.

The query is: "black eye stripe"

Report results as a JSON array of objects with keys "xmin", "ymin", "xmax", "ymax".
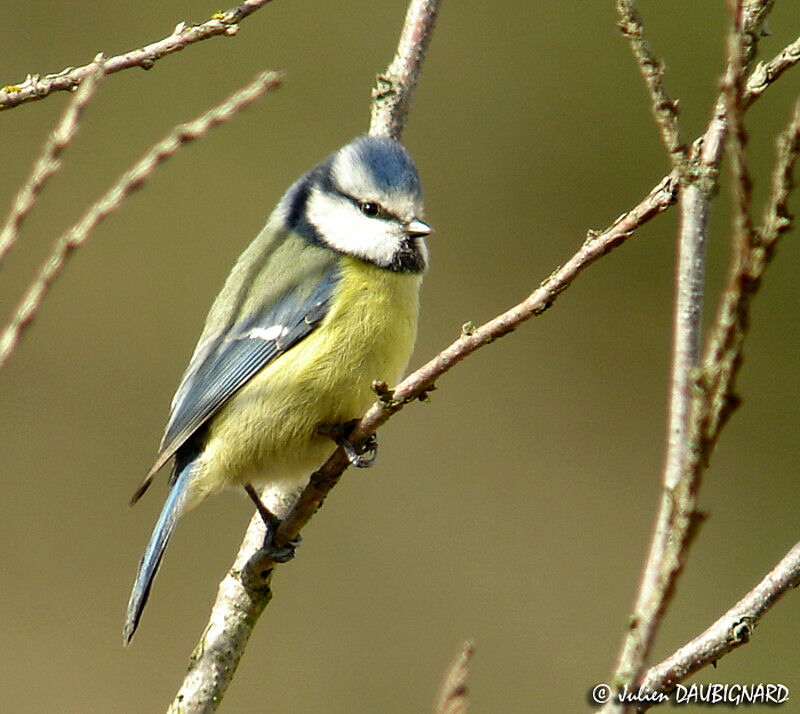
[
  {"xmin": 359, "ymin": 199, "xmax": 399, "ymax": 222},
  {"xmin": 359, "ymin": 200, "xmax": 399, "ymax": 221},
  {"xmin": 334, "ymin": 188, "xmax": 400, "ymax": 222}
]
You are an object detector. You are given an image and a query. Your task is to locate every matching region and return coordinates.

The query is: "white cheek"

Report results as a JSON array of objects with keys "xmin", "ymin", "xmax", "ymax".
[{"xmin": 307, "ymin": 192, "xmax": 401, "ymax": 267}]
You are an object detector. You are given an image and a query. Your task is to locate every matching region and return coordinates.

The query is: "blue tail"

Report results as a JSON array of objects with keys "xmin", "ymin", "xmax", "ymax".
[{"xmin": 123, "ymin": 462, "xmax": 192, "ymax": 644}]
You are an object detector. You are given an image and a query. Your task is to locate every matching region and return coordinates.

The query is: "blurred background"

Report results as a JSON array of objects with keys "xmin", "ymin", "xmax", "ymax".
[{"xmin": 1, "ymin": 1, "xmax": 799, "ymax": 712}]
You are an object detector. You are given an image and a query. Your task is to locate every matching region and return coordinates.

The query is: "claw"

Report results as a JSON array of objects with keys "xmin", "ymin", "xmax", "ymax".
[
  {"xmin": 262, "ymin": 522, "xmax": 301, "ymax": 564},
  {"xmin": 318, "ymin": 421, "xmax": 378, "ymax": 468},
  {"xmin": 348, "ymin": 432, "xmax": 378, "ymax": 468}
]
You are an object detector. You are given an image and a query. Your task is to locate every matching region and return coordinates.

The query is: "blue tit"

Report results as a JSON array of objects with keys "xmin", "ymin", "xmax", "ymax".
[{"xmin": 123, "ymin": 135, "xmax": 431, "ymax": 643}]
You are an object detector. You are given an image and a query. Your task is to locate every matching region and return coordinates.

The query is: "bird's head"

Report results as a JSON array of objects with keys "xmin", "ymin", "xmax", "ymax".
[{"xmin": 281, "ymin": 135, "xmax": 431, "ymax": 273}]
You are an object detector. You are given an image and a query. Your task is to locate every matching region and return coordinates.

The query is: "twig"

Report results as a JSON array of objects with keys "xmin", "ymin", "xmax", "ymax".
[
  {"xmin": 759, "ymin": 98, "xmax": 800, "ymax": 249},
  {"xmin": 694, "ymin": 0, "xmax": 757, "ymax": 453},
  {"xmin": 744, "ymin": 34, "xmax": 800, "ymax": 108},
  {"xmin": 0, "ymin": 71, "xmax": 282, "ymax": 373},
  {"xmin": 637, "ymin": 540, "xmax": 800, "ymax": 707},
  {"xmin": 434, "ymin": 641, "xmax": 475, "ymax": 714},
  {"xmin": 368, "ymin": 0, "xmax": 442, "ymax": 140},
  {"xmin": 724, "ymin": 1, "xmax": 755, "ymax": 260},
  {"xmin": 0, "ymin": 60, "xmax": 105, "ymax": 267},
  {"xmin": 621, "ymin": 19, "xmax": 796, "ymax": 498},
  {"xmin": 0, "ymin": 0, "xmax": 274, "ymax": 111},
  {"xmin": 605, "ymin": 3, "xmax": 776, "ymax": 708},
  {"xmin": 615, "ymin": 1, "xmax": 687, "ymax": 175}
]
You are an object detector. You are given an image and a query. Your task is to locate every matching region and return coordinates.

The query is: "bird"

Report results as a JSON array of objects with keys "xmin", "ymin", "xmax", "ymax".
[{"xmin": 123, "ymin": 135, "xmax": 431, "ymax": 644}]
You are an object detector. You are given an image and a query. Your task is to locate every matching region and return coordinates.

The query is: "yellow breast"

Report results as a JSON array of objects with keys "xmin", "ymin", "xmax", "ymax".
[{"xmin": 190, "ymin": 256, "xmax": 422, "ymax": 504}]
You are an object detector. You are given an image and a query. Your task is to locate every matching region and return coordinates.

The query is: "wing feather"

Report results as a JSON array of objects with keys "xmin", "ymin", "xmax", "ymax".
[{"xmin": 130, "ymin": 265, "xmax": 340, "ymax": 504}]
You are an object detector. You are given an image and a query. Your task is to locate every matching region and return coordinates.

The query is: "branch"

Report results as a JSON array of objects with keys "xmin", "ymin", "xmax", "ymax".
[
  {"xmin": 368, "ymin": 0, "xmax": 441, "ymax": 140},
  {"xmin": 0, "ymin": 59, "xmax": 104, "ymax": 268},
  {"xmin": 0, "ymin": 0, "xmax": 274, "ymax": 111},
  {"xmin": 0, "ymin": 71, "xmax": 282, "ymax": 373},
  {"xmin": 637, "ymin": 540, "xmax": 800, "ymax": 706},
  {"xmin": 606, "ymin": 2, "xmax": 777, "ymax": 707}
]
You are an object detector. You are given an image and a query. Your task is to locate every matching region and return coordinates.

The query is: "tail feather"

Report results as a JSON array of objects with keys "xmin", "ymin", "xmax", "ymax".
[{"xmin": 123, "ymin": 464, "xmax": 192, "ymax": 645}]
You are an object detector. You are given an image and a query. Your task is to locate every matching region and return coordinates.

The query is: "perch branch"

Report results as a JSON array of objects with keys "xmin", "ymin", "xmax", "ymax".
[
  {"xmin": 0, "ymin": 0, "xmax": 274, "ymax": 111},
  {"xmin": 168, "ymin": 166, "xmax": 678, "ymax": 711}
]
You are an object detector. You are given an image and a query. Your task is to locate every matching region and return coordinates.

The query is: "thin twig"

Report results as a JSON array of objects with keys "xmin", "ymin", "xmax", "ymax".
[
  {"xmin": 368, "ymin": 0, "xmax": 442, "ymax": 140},
  {"xmin": 434, "ymin": 641, "xmax": 475, "ymax": 714},
  {"xmin": 0, "ymin": 59, "xmax": 104, "ymax": 267},
  {"xmin": 0, "ymin": 71, "xmax": 282, "ymax": 372},
  {"xmin": 739, "ymin": 0, "xmax": 776, "ymax": 62},
  {"xmin": 0, "ymin": 0, "xmax": 274, "ymax": 111},
  {"xmin": 724, "ymin": 1, "xmax": 755, "ymax": 259},
  {"xmin": 637, "ymin": 540, "xmax": 800, "ymax": 707},
  {"xmin": 606, "ymin": 3, "xmax": 776, "ymax": 708},
  {"xmin": 759, "ymin": 98, "xmax": 800, "ymax": 247},
  {"xmin": 744, "ymin": 34, "xmax": 800, "ymax": 108},
  {"xmin": 615, "ymin": 0, "xmax": 688, "ymax": 175}
]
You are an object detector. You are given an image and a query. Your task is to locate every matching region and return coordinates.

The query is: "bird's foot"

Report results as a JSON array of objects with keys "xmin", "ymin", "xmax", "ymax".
[
  {"xmin": 318, "ymin": 420, "xmax": 378, "ymax": 468},
  {"xmin": 261, "ymin": 519, "xmax": 302, "ymax": 564}
]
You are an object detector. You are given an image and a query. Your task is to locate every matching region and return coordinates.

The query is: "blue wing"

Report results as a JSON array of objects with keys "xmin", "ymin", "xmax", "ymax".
[{"xmin": 130, "ymin": 265, "xmax": 340, "ymax": 503}]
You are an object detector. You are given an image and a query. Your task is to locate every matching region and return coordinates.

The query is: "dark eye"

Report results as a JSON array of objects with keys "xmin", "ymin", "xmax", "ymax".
[{"xmin": 359, "ymin": 201, "xmax": 381, "ymax": 217}]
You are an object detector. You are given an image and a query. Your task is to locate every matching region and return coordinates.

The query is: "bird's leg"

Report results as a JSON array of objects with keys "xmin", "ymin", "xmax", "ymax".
[
  {"xmin": 318, "ymin": 420, "xmax": 378, "ymax": 468},
  {"xmin": 243, "ymin": 482, "xmax": 278, "ymax": 527},
  {"xmin": 243, "ymin": 483, "xmax": 301, "ymax": 563}
]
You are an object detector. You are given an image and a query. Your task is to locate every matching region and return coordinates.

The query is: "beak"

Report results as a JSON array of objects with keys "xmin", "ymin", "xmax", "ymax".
[{"xmin": 406, "ymin": 218, "xmax": 433, "ymax": 238}]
